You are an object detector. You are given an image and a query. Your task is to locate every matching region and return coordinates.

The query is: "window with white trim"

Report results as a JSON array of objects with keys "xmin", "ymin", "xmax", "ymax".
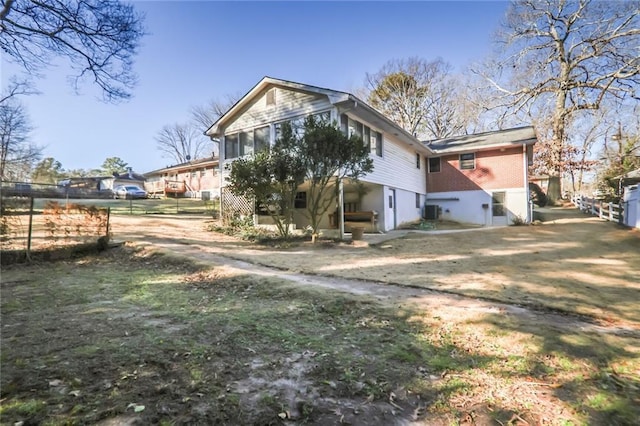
[
  {"xmin": 224, "ymin": 127, "xmax": 271, "ymax": 159},
  {"xmin": 340, "ymin": 114, "xmax": 383, "ymax": 157},
  {"xmin": 275, "ymin": 111, "xmax": 331, "ymax": 140},
  {"xmin": 459, "ymin": 153, "xmax": 475, "ymax": 170},
  {"xmin": 254, "ymin": 126, "xmax": 270, "ymax": 153},
  {"xmin": 224, "ymin": 134, "xmax": 239, "ymax": 159}
]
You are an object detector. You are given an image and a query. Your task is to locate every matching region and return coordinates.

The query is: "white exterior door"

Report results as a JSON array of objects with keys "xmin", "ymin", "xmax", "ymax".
[
  {"xmin": 388, "ymin": 188, "xmax": 397, "ymax": 230},
  {"xmin": 492, "ymin": 191, "xmax": 508, "ymax": 226}
]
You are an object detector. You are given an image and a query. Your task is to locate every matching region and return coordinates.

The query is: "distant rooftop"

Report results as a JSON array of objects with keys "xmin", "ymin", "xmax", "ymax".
[
  {"xmin": 145, "ymin": 156, "xmax": 219, "ymax": 176},
  {"xmin": 425, "ymin": 126, "xmax": 537, "ymax": 155}
]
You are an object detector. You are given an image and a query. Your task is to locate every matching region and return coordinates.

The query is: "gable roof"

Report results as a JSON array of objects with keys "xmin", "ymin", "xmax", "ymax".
[
  {"xmin": 425, "ymin": 126, "xmax": 537, "ymax": 155},
  {"xmin": 205, "ymin": 76, "xmax": 432, "ymax": 155}
]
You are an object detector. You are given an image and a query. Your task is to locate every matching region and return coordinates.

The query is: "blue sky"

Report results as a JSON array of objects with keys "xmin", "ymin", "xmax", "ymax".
[{"xmin": 1, "ymin": 1, "xmax": 509, "ymax": 174}]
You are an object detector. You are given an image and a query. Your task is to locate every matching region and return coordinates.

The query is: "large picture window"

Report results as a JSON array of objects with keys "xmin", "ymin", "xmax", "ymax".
[
  {"xmin": 225, "ymin": 127, "xmax": 270, "ymax": 159},
  {"xmin": 254, "ymin": 126, "xmax": 270, "ymax": 153},
  {"xmin": 224, "ymin": 134, "xmax": 239, "ymax": 159},
  {"xmin": 275, "ymin": 111, "xmax": 330, "ymax": 140},
  {"xmin": 240, "ymin": 131, "xmax": 253, "ymax": 156},
  {"xmin": 459, "ymin": 153, "xmax": 475, "ymax": 170},
  {"xmin": 341, "ymin": 114, "xmax": 383, "ymax": 157},
  {"xmin": 226, "ymin": 112, "xmax": 332, "ymax": 160}
]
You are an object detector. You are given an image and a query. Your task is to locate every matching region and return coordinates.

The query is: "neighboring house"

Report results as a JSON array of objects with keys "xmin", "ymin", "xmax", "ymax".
[
  {"xmin": 425, "ymin": 127, "xmax": 536, "ymax": 226},
  {"xmin": 99, "ymin": 168, "xmax": 146, "ymax": 191},
  {"xmin": 144, "ymin": 157, "xmax": 220, "ymax": 199},
  {"xmin": 56, "ymin": 168, "xmax": 146, "ymax": 197},
  {"xmin": 58, "ymin": 176, "xmax": 110, "ymax": 192},
  {"xmin": 206, "ymin": 77, "xmax": 431, "ymax": 233},
  {"xmin": 205, "ymin": 76, "xmax": 537, "ymax": 232}
]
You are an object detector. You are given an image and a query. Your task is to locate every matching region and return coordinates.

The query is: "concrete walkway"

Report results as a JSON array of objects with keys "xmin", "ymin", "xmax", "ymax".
[{"xmin": 360, "ymin": 225, "xmax": 505, "ymax": 245}]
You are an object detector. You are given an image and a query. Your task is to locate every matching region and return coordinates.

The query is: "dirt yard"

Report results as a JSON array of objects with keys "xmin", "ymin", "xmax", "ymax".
[
  {"xmin": 2, "ymin": 211, "xmax": 639, "ymax": 425},
  {"xmin": 109, "ymin": 213, "xmax": 640, "ymax": 328}
]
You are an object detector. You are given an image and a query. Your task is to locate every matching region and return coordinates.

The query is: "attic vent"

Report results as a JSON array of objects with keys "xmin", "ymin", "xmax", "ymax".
[{"xmin": 266, "ymin": 89, "xmax": 276, "ymax": 106}]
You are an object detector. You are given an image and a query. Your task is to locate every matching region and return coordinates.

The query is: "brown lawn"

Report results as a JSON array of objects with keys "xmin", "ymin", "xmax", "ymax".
[{"xmin": 110, "ymin": 214, "xmax": 640, "ymax": 328}]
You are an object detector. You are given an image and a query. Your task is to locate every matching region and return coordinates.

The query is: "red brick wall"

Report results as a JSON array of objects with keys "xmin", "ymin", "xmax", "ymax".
[
  {"xmin": 427, "ymin": 147, "xmax": 524, "ymax": 193},
  {"xmin": 179, "ymin": 170, "xmax": 219, "ymax": 192}
]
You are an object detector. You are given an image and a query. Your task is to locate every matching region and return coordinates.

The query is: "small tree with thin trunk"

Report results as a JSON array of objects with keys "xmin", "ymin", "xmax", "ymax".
[
  {"xmin": 225, "ymin": 122, "xmax": 305, "ymax": 239},
  {"xmin": 298, "ymin": 116, "xmax": 373, "ymax": 236}
]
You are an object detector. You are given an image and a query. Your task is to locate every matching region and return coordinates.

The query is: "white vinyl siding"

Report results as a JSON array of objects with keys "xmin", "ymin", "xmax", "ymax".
[
  {"xmin": 362, "ymin": 132, "xmax": 426, "ymax": 195},
  {"xmin": 225, "ymin": 88, "xmax": 332, "ymax": 134},
  {"xmin": 426, "ymin": 188, "xmax": 529, "ymax": 226}
]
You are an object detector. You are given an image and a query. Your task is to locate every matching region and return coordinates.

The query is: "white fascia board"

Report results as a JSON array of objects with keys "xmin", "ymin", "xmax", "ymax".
[{"xmin": 429, "ymin": 138, "xmax": 537, "ymax": 156}]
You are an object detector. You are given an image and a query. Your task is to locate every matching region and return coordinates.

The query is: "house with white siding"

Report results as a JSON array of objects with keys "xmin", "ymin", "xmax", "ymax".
[{"xmin": 205, "ymin": 76, "xmax": 536, "ymax": 233}]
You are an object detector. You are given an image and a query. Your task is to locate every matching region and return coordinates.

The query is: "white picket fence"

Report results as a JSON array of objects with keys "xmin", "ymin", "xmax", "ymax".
[{"xmin": 572, "ymin": 195, "xmax": 622, "ymax": 224}]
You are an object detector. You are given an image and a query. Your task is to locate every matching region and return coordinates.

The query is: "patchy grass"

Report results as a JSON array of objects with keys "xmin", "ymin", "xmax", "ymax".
[
  {"xmin": 201, "ymin": 218, "xmax": 640, "ymax": 328},
  {"xmin": 1, "ymin": 246, "xmax": 639, "ymax": 425}
]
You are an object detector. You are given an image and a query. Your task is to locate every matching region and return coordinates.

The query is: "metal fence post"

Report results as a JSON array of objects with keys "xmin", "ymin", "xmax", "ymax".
[
  {"xmin": 106, "ymin": 207, "xmax": 111, "ymax": 239},
  {"xmin": 26, "ymin": 196, "xmax": 34, "ymax": 261}
]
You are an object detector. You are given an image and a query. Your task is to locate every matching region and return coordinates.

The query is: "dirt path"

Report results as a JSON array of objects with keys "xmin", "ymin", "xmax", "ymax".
[{"xmin": 109, "ymin": 215, "xmax": 639, "ymax": 339}]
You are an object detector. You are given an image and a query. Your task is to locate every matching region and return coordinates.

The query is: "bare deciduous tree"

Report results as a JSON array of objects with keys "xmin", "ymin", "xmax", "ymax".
[
  {"xmin": 155, "ymin": 123, "xmax": 209, "ymax": 165},
  {"xmin": 0, "ymin": 0, "xmax": 145, "ymax": 102},
  {"xmin": 191, "ymin": 94, "xmax": 241, "ymax": 157},
  {"xmin": 0, "ymin": 98, "xmax": 40, "ymax": 180},
  {"xmin": 365, "ymin": 57, "xmax": 468, "ymax": 139},
  {"xmin": 0, "ymin": 77, "xmax": 38, "ymax": 105},
  {"xmin": 191, "ymin": 93, "xmax": 241, "ymax": 131},
  {"xmin": 477, "ymin": 0, "xmax": 640, "ymax": 202}
]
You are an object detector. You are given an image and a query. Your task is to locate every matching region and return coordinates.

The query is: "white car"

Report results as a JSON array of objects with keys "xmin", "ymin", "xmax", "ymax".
[{"xmin": 113, "ymin": 185, "xmax": 147, "ymax": 199}]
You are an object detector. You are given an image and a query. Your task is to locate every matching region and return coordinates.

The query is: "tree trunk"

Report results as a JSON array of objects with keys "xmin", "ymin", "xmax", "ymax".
[{"xmin": 548, "ymin": 87, "xmax": 568, "ymax": 204}]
